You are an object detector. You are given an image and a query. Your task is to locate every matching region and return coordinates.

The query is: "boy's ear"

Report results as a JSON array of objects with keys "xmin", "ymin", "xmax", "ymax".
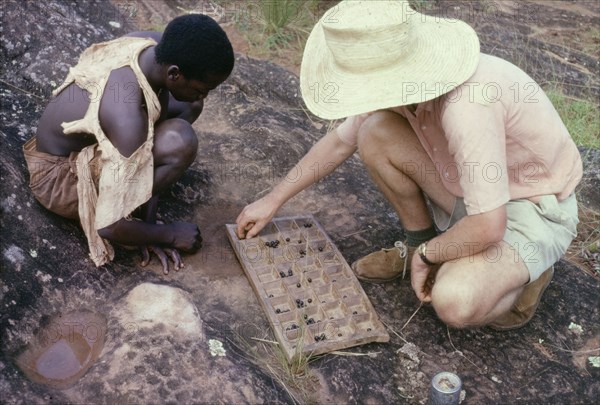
[{"xmin": 167, "ymin": 65, "xmax": 181, "ymax": 81}]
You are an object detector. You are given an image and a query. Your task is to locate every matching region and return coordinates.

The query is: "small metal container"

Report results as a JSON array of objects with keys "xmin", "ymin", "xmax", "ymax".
[{"xmin": 429, "ymin": 371, "xmax": 462, "ymax": 405}]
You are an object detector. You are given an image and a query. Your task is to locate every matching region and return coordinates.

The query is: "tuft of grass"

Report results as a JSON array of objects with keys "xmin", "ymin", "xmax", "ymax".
[
  {"xmin": 228, "ymin": 321, "xmax": 320, "ymax": 404},
  {"xmin": 408, "ymin": 0, "xmax": 436, "ymax": 12},
  {"xmin": 230, "ymin": 0, "xmax": 322, "ymax": 69},
  {"xmin": 259, "ymin": 0, "xmax": 304, "ymax": 36},
  {"xmin": 581, "ymin": 27, "xmax": 600, "ymax": 56},
  {"xmin": 545, "ymin": 87, "xmax": 600, "ymax": 149}
]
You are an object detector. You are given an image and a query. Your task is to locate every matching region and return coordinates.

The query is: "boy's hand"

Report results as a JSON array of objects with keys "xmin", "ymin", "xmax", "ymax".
[
  {"xmin": 139, "ymin": 222, "xmax": 201, "ymax": 275},
  {"xmin": 140, "ymin": 245, "xmax": 183, "ymax": 275},
  {"xmin": 168, "ymin": 222, "xmax": 202, "ymax": 252}
]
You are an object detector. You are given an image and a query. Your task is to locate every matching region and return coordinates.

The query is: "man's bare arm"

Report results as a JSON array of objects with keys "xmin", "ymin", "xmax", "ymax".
[
  {"xmin": 410, "ymin": 205, "xmax": 508, "ymax": 302},
  {"xmin": 426, "ymin": 205, "xmax": 508, "ymax": 263},
  {"xmin": 95, "ymin": 67, "xmax": 200, "ymax": 255},
  {"xmin": 236, "ymin": 128, "xmax": 357, "ymax": 238}
]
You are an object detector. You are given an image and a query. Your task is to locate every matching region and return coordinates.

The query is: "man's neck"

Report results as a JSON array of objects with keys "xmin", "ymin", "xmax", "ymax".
[{"xmin": 138, "ymin": 46, "xmax": 167, "ymax": 93}]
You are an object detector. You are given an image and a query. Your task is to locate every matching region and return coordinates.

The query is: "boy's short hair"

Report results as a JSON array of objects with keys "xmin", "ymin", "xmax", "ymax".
[{"xmin": 155, "ymin": 14, "xmax": 234, "ymax": 81}]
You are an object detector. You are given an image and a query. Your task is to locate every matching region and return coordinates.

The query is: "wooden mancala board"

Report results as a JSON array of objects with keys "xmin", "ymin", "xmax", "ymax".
[{"xmin": 226, "ymin": 215, "xmax": 389, "ymax": 361}]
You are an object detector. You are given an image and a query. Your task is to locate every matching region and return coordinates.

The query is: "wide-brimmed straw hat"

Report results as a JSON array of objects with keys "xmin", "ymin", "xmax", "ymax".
[{"xmin": 300, "ymin": 0, "xmax": 480, "ymax": 120}]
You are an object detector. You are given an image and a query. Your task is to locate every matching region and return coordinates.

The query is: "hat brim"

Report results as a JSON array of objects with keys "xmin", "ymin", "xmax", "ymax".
[{"xmin": 300, "ymin": 13, "xmax": 480, "ymax": 120}]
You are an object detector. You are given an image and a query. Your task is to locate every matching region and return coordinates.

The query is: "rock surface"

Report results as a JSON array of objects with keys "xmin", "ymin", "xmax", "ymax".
[
  {"xmin": 1, "ymin": 1, "xmax": 598, "ymax": 404},
  {"xmin": 118, "ymin": 283, "xmax": 204, "ymax": 338}
]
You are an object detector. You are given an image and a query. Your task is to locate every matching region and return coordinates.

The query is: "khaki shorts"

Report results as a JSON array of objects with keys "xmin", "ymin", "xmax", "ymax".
[
  {"xmin": 429, "ymin": 194, "xmax": 579, "ymax": 283},
  {"xmin": 23, "ymin": 137, "xmax": 100, "ymax": 220}
]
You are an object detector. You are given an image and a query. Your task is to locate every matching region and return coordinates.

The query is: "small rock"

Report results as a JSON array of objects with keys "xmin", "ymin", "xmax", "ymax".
[
  {"xmin": 568, "ymin": 322, "xmax": 584, "ymax": 334},
  {"xmin": 208, "ymin": 339, "xmax": 226, "ymax": 357},
  {"xmin": 117, "ymin": 283, "xmax": 203, "ymax": 339}
]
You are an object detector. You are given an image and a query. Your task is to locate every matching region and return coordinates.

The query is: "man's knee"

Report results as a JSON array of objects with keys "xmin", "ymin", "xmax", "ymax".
[
  {"xmin": 357, "ymin": 111, "xmax": 394, "ymax": 156},
  {"xmin": 155, "ymin": 118, "xmax": 198, "ymax": 167},
  {"xmin": 356, "ymin": 111, "xmax": 414, "ymax": 162},
  {"xmin": 431, "ymin": 277, "xmax": 481, "ymax": 328}
]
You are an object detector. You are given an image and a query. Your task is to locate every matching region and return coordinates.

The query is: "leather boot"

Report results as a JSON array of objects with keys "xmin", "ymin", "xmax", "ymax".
[
  {"xmin": 489, "ymin": 266, "xmax": 554, "ymax": 331},
  {"xmin": 351, "ymin": 241, "xmax": 415, "ymax": 283}
]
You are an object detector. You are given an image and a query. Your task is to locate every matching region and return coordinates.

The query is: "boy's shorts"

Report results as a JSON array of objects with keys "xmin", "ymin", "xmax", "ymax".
[
  {"xmin": 23, "ymin": 137, "xmax": 100, "ymax": 220},
  {"xmin": 429, "ymin": 194, "xmax": 579, "ymax": 283}
]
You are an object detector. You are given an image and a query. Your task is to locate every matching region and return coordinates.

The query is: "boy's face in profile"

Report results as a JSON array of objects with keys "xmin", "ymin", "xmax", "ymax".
[{"xmin": 167, "ymin": 70, "xmax": 229, "ymax": 103}]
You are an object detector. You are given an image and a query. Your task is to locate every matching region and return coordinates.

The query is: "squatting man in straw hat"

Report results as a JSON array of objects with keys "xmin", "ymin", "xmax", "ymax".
[{"xmin": 237, "ymin": 0, "xmax": 582, "ymax": 330}]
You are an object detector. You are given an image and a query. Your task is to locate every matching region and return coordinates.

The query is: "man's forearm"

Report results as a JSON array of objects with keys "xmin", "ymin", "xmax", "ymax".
[
  {"xmin": 269, "ymin": 128, "xmax": 357, "ymax": 206},
  {"xmin": 98, "ymin": 218, "xmax": 173, "ymax": 246},
  {"xmin": 140, "ymin": 196, "xmax": 159, "ymax": 223},
  {"xmin": 424, "ymin": 205, "xmax": 508, "ymax": 263}
]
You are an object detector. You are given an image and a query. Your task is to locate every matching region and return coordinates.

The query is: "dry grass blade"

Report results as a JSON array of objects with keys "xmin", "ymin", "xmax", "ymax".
[
  {"xmin": 340, "ymin": 229, "xmax": 368, "ymax": 239},
  {"xmin": 330, "ymin": 350, "xmax": 380, "ymax": 357},
  {"xmin": 540, "ymin": 342, "xmax": 600, "ymax": 355},
  {"xmin": 400, "ymin": 302, "xmax": 423, "ymax": 332},
  {"xmin": 446, "ymin": 327, "xmax": 483, "ymax": 373},
  {"xmin": 565, "ymin": 204, "xmax": 600, "ymax": 278},
  {"xmin": 250, "ymin": 337, "xmax": 279, "ymax": 345},
  {"xmin": 0, "ymin": 79, "xmax": 45, "ymax": 100},
  {"xmin": 380, "ymin": 319, "xmax": 409, "ymax": 344},
  {"xmin": 228, "ymin": 321, "xmax": 320, "ymax": 405}
]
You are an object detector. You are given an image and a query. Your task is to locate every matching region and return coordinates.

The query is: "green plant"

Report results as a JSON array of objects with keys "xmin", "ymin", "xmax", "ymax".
[
  {"xmin": 581, "ymin": 27, "xmax": 600, "ymax": 56},
  {"xmin": 408, "ymin": 0, "xmax": 436, "ymax": 12},
  {"xmin": 545, "ymin": 87, "xmax": 600, "ymax": 149},
  {"xmin": 232, "ymin": 0, "xmax": 321, "ymax": 67},
  {"xmin": 259, "ymin": 0, "xmax": 303, "ymax": 34}
]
